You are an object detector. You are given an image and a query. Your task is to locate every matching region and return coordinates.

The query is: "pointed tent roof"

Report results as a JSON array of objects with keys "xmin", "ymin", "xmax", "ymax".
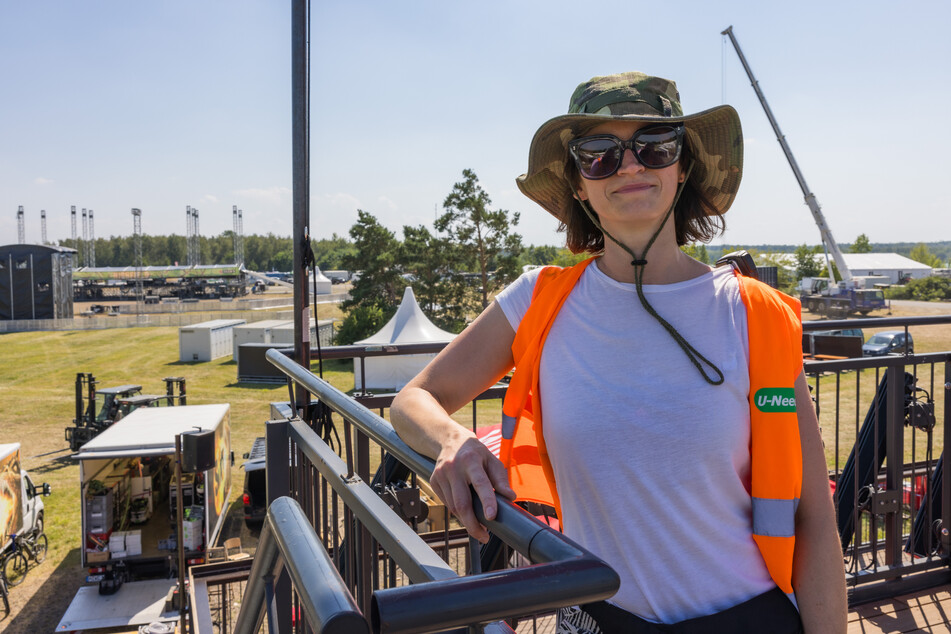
[
  {"xmin": 314, "ymin": 267, "xmax": 332, "ymax": 283},
  {"xmin": 357, "ymin": 287, "xmax": 456, "ymax": 344}
]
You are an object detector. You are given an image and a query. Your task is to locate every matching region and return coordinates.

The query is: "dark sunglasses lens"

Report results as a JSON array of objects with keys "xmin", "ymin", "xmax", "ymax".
[
  {"xmin": 634, "ymin": 127, "xmax": 681, "ymax": 167},
  {"xmin": 575, "ymin": 138, "xmax": 622, "ymax": 179}
]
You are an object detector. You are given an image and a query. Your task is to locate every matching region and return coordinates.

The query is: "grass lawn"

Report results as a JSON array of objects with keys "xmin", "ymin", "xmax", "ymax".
[{"xmin": 0, "ymin": 319, "xmax": 359, "ymax": 630}]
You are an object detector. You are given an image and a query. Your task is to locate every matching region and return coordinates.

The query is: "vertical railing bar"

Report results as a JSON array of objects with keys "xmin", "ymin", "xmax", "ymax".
[
  {"xmin": 886, "ymin": 364, "xmax": 904, "ymax": 566},
  {"xmin": 356, "ymin": 428, "xmax": 373, "ymax": 616},
  {"xmin": 942, "ymin": 358, "xmax": 951, "ymax": 556},
  {"xmin": 924, "ymin": 361, "xmax": 936, "ymax": 558}
]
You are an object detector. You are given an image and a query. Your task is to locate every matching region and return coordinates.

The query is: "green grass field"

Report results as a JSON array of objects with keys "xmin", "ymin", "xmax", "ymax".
[{"xmin": 0, "ymin": 323, "xmax": 359, "ymax": 629}]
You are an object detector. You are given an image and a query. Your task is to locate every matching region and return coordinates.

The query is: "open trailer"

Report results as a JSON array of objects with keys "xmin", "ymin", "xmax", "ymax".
[{"xmin": 57, "ymin": 404, "xmax": 231, "ymax": 633}]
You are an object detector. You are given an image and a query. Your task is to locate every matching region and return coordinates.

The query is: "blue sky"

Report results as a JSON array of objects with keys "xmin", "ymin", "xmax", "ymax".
[{"xmin": 2, "ymin": 1, "xmax": 949, "ymax": 252}]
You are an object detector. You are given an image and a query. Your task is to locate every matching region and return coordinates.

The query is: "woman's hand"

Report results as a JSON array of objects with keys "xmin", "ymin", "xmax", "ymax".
[{"xmin": 430, "ymin": 432, "xmax": 516, "ymax": 543}]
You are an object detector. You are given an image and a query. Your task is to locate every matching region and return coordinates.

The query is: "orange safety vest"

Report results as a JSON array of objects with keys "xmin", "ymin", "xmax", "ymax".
[{"xmin": 499, "ymin": 257, "xmax": 803, "ymax": 596}]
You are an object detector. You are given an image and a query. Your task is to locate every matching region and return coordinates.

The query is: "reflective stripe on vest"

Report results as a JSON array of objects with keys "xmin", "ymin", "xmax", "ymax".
[{"xmin": 499, "ymin": 260, "xmax": 803, "ymax": 596}]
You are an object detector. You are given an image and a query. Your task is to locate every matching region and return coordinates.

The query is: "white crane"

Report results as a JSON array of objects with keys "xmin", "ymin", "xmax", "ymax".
[{"xmin": 722, "ymin": 25, "xmax": 852, "ymax": 289}]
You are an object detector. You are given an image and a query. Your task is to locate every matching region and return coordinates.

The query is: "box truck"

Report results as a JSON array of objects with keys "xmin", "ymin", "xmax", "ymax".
[
  {"xmin": 0, "ymin": 443, "xmax": 51, "ymax": 552},
  {"xmin": 57, "ymin": 404, "xmax": 232, "ymax": 633}
]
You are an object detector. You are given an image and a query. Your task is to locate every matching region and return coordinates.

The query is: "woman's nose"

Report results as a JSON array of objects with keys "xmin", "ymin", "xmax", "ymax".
[{"xmin": 616, "ymin": 148, "xmax": 645, "ymax": 174}]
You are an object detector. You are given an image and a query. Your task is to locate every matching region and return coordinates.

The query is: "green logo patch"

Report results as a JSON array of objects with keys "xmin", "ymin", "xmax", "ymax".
[{"xmin": 754, "ymin": 388, "xmax": 797, "ymax": 413}]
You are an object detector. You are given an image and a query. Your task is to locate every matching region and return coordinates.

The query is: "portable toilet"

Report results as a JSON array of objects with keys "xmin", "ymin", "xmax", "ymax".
[
  {"xmin": 232, "ymin": 319, "xmax": 292, "ymax": 363},
  {"xmin": 179, "ymin": 319, "xmax": 246, "ymax": 362}
]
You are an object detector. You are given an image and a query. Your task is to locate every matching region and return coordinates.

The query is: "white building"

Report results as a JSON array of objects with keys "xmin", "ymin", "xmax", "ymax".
[
  {"xmin": 839, "ymin": 253, "xmax": 933, "ymax": 285},
  {"xmin": 765, "ymin": 252, "xmax": 933, "ymax": 285}
]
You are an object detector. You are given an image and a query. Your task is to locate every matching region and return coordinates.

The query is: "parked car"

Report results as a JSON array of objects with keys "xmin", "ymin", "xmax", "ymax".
[
  {"xmin": 241, "ymin": 437, "xmax": 267, "ymax": 526},
  {"xmin": 863, "ymin": 331, "xmax": 914, "ymax": 356},
  {"xmin": 811, "ymin": 328, "xmax": 865, "ymax": 339}
]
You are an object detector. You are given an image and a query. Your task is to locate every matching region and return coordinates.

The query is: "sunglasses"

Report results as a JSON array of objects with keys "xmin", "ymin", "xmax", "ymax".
[{"xmin": 568, "ymin": 124, "xmax": 685, "ymax": 179}]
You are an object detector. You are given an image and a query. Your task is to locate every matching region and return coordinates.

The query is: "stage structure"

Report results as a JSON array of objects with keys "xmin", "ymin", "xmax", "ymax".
[{"xmin": 0, "ymin": 243, "xmax": 76, "ymax": 320}]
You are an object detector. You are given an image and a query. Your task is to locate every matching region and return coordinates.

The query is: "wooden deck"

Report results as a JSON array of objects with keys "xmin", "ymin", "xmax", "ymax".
[{"xmin": 849, "ymin": 585, "xmax": 951, "ymax": 633}]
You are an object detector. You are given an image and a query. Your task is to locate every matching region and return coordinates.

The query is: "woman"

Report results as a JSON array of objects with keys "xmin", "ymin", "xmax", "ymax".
[{"xmin": 391, "ymin": 72, "xmax": 846, "ymax": 633}]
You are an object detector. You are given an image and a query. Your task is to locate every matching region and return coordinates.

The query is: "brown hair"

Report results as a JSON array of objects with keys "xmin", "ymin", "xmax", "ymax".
[{"xmin": 561, "ymin": 141, "xmax": 725, "ymax": 253}]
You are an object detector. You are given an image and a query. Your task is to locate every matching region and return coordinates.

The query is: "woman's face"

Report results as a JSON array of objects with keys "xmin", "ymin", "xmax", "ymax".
[{"xmin": 574, "ymin": 120, "xmax": 684, "ymax": 235}]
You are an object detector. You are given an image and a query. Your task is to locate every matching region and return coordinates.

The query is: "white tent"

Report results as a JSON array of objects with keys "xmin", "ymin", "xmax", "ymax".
[
  {"xmin": 312, "ymin": 268, "xmax": 332, "ymax": 295},
  {"xmin": 354, "ymin": 287, "xmax": 456, "ymax": 391}
]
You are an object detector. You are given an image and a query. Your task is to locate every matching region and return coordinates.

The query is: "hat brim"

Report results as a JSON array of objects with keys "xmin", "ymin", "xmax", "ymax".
[{"xmin": 516, "ymin": 105, "xmax": 743, "ymax": 224}]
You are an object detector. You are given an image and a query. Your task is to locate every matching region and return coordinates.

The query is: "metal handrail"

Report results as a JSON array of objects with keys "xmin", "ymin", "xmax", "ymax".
[
  {"xmin": 233, "ymin": 497, "xmax": 369, "ymax": 634},
  {"xmin": 802, "ymin": 314, "xmax": 951, "ymax": 330},
  {"xmin": 265, "ymin": 348, "xmax": 621, "ymax": 633}
]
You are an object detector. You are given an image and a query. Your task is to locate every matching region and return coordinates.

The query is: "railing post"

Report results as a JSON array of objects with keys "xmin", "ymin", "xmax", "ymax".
[
  {"xmin": 355, "ymin": 427, "xmax": 373, "ymax": 615},
  {"xmin": 942, "ymin": 359, "xmax": 951, "ymax": 552},
  {"xmin": 266, "ymin": 419, "xmax": 292, "ymax": 633},
  {"xmin": 885, "ymin": 364, "xmax": 904, "ymax": 565}
]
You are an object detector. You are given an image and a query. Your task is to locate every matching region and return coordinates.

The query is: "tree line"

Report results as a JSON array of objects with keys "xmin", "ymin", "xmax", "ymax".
[{"xmin": 58, "ymin": 232, "xmax": 356, "ymax": 273}]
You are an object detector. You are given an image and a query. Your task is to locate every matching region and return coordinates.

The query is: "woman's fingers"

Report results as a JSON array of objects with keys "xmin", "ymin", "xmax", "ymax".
[{"xmin": 431, "ymin": 437, "xmax": 513, "ymax": 543}]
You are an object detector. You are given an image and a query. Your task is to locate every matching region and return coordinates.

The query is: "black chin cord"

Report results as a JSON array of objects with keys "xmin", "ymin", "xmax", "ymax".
[{"xmin": 577, "ymin": 161, "xmax": 724, "ymax": 386}]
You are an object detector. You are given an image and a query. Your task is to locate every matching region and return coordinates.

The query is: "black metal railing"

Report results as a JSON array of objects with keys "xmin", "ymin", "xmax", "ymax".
[
  {"xmin": 802, "ymin": 316, "xmax": 951, "ymax": 602},
  {"xmin": 237, "ymin": 348, "xmax": 619, "ymax": 634}
]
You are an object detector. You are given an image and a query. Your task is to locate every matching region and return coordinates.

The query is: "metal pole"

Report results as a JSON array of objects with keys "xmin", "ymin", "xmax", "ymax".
[
  {"xmin": 292, "ymin": 0, "xmax": 311, "ymax": 414},
  {"xmin": 29, "ymin": 254, "xmax": 35, "ymax": 320},
  {"xmin": 175, "ymin": 435, "xmax": 188, "ymax": 634},
  {"xmin": 266, "ymin": 418, "xmax": 292, "ymax": 632},
  {"xmin": 943, "ymin": 360, "xmax": 951, "ymax": 552}
]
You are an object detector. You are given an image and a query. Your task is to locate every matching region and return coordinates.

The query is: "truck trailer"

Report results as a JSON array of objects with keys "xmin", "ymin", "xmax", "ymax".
[
  {"xmin": 797, "ymin": 276, "xmax": 887, "ymax": 317},
  {"xmin": 57, "ymin": 404, "xmax": 231, "ymax": 633},
  {"xmin": 0, "ymin": 443, "xmax": 51, "ymax": 553}
]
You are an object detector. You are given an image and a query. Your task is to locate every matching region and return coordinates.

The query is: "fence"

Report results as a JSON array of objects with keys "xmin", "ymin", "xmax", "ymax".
[
  {"xmin": 219, "ymin": 314, "xmax": 951, "ymax": 633},
  {"xmin": 801, "ymin": 316, "xmax": 951, "ymax": 603}
]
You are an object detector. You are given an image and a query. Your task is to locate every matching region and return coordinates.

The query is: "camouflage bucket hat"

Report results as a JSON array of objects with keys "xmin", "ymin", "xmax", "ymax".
[{"xmin": 516, "ymin": 71, "xmax": 743, "ymax": 224}]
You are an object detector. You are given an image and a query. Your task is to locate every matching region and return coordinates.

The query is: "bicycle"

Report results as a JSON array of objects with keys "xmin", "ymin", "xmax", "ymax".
[
  {"xmin": 0, "ymin": 574, "xmax": 8, "ymax": 617},
  {"xmin": 2, "ymin": 531, "xmax": 48, "ymax": 587}
]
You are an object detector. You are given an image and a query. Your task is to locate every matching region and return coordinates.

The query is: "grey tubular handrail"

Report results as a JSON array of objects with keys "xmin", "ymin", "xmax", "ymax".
[
  {"xmin": 234, "ymin": 496, "xmax": 369, "ymax": 634},
  {"xmin": 802, "ymin": 314, "xmax": 951, "ymax": 330},
  {"xmin": 266, "ymin": 348, "xmax": 621, "ymax": 634}
]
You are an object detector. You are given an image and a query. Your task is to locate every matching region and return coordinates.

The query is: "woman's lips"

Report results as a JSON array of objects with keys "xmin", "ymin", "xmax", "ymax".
[{"xmin": 613, "ymin": 182, "xmax": 653, "ymax": 194}]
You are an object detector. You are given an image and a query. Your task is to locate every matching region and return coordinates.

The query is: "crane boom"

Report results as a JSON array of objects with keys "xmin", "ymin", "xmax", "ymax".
[{"xmin": 721, "ymin": 25, "xmax": 852, "ymax": 284}]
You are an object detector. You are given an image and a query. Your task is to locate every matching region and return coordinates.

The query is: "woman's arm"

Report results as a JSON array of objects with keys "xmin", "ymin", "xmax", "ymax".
[
  {"xmin": 791, "ymin": 371, "xmax": 848, "ymax": 632},
  {"xmin": 391, "ymin": 301, "xmax": 518, "ymax": 543}
]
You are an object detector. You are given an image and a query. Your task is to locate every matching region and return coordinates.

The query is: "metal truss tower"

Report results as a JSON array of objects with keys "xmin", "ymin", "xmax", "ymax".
[
  {"xmin": 81, "ymin": 208, "xmax": 88, "ymax": 267},
  {"xmin": 17, "ymin": 206, "xmax": 25, "ymax": 243},
  {"xmin": 192, "ymin": 208, "xmax": 200, "ymax": 266},
  {"xmin": 41, "ymin": 210, "xmax": 47, "ymax": 244},
  {"xmin": 237, "ymin": 209, "xmax": 244, "ymax": 265},
  {"xmin": 88, "ymin": 209, "xmax": 96, "ymax": 267},
  {"xmin": 232, "ymin": 205, "xmax": 245, "ymax": 266},
  {"xmin": 132, "ymin": 208, "xmax": 144, "ymax": 307},
  {"xmin": 186, "ymin": 206, "xmax": 194, "ymax": 266}
]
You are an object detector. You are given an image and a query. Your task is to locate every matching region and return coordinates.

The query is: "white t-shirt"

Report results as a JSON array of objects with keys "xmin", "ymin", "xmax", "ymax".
[{"xmin": 495, "ymin": 260, "xmax": 776, "ymax": 623}]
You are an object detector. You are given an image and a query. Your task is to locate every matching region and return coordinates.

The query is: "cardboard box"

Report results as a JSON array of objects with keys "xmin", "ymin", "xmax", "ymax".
[
  {"xmin": 87, "ymin": 550, "xmax": 110, "ymax": 563},
  {"xmin": 417, "ymin": 480, "xmax": 449, "ymax": 533}
]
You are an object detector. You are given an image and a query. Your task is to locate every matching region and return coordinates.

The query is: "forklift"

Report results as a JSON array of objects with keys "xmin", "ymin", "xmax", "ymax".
[{"xmin": 65, "ymin": 373, "xmax": 187, "ymax": 451}]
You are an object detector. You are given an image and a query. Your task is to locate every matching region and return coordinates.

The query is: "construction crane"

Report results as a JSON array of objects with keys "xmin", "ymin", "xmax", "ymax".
[
  {"xmin": 721, "ymin": 25, "xmax": 851, "ymax": 287},
  {"xmin": 722, "ymin": 26, "xmax": 888, "ymax": 316}
]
